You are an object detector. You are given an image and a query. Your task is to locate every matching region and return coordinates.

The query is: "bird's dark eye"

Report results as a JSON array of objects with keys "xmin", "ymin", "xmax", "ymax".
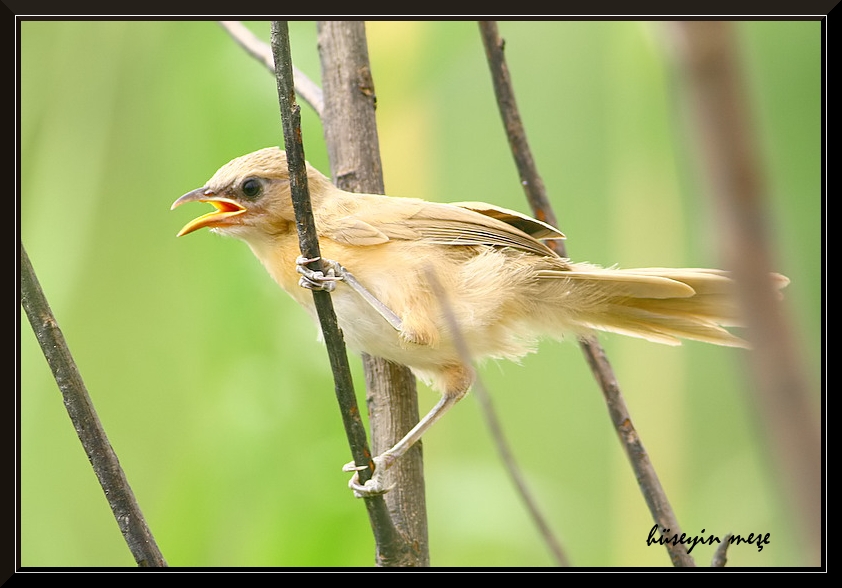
[{"xmin": 241, "ymin": 177, "xmax": 263, "ymax": 199}]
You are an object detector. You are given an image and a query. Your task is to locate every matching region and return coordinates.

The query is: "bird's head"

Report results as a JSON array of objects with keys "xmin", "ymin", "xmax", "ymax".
[{"xmin": 172, "ymin": 147, "xmax": 331, "ymax": 242}]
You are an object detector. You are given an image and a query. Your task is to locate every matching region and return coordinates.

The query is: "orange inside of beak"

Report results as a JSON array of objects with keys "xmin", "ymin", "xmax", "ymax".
[{"xmin": 174, "ymin": 198, "xmax": 247, "ymax": 237}]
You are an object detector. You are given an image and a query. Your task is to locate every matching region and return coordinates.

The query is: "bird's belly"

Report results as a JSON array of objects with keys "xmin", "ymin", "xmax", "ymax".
[
  {"xmin": 276, "ymin": 243, "xmax": 545, "ymax": 388},
  {"xmin": 328, "ymin": 285, "xmax": 458, "ymax": 371}
]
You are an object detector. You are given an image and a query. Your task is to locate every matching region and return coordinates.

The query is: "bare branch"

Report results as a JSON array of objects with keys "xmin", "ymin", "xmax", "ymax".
[
  {"xmin": 269, "ymin": 19, "xmax": 371, "ymax": 488},
  {"xmin": 220, "ymin": 20, "xmax": 324, "ymax": 117},
  {"xmin": 270, "ymin": 20, "xmax": 410, "ymax": 566},
  {"xmin": 667, "ymin": 20, "xmax": 820, "ymax": 566},
  {"xmin": 478, "ymin": 20, "xmax": 696, "ymax": 567},
  {"xmin": 316, "ymin": 20, "xmax": 429, "ymax": 567},
  {"xmin": 19, "ymin": 243, "xmax": 167, "ymax": 567},
  {"xmin": 577, "ymin": 335, "xmax": 692, "ymax": 567}
]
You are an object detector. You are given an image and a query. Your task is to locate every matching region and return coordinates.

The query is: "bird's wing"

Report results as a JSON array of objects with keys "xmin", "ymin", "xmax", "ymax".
[
  {"xmin": 319, "ymin": 194, "xmax": 561, "ymax": 257},
  {"xmin": 448, "ymin": 201, "xmax": 565, "ymax": 241}
]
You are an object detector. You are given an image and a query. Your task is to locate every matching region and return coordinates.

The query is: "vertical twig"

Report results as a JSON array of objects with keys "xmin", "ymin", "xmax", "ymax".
[
  {"xmin": 316, "ymin": 20, "xmax": 429, "ymax": 567},
  {"xmin": 479, "ymin": 20, "xmax": 696, "ymax": 567},
  {"xmin": 268, "ymin": 17, "xmax": 371, "ymax": 498},
  {"xmin": 270, "ymin": 21, "xmax": 411, "ymax": 567},
  {"xmin": 19, "ymin": 243, "xmax": 167, "ymax": 567},
  {"xmin": 667, "ymin": 21, "xmax": 820, "ymax": 566}
]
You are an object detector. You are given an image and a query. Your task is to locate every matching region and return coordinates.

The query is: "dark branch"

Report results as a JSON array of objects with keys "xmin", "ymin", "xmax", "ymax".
[
  {"xmin": 270, "ymin": 20, "xmax": 372, "ymax": 482},
  {"xmin": 270, "ymin": 21, "xmax": 410, "ymax": 566},
  {"xmin": 478, "ymin": 20, "xmax": 695, "ymax": 567},
  {"xmin": 19, "ymin": 243, "xmax": 167, "ymax": 567}
]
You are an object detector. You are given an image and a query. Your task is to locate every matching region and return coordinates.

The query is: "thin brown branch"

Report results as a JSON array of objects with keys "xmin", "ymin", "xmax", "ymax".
[
  {"xmin": 268, "ymin": 17, "xmax": 371, "ymax": 494},
  {"xmin": 19, "ymin": 243, "xmax": 167, "ymax": 567},
  {"xmin": 270, "ymin": 20, "xmax": 411, "ymax": 567},
  {"xmin": 478, "ymin": 20, "xmax": 695, "ymax": 567},
  {"xmin": 220, "ymin": 20, "xmax": 324, "ymax": 117},
  {"xmin": 577, "ymin": 335, "xmax": 692, "ymax": 566},
  {"xmin": 316, "ymin": 20, "xmax": 429, "ymax": 567},
  {"xmin": 667, "ymin": 20, "xmax": 820, "ymax": 566}
]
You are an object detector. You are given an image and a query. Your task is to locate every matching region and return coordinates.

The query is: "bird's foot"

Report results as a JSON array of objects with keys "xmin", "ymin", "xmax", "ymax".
[
  {"xmin": 343, "ymin": 454, "xmax": 397, "ymax": 498},
  {"xmin": 296, "ymin": 256, "xmax": 345, "ymax": 292}
]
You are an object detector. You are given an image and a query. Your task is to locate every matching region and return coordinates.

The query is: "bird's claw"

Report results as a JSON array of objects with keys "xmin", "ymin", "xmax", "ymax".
[
  {"xmin": 343, "ymin": 455, "xmax": 396, "ymax": 498},
  {"xmin": 296, "ymin": 255, "xmax": 344, "ymax": 292}
]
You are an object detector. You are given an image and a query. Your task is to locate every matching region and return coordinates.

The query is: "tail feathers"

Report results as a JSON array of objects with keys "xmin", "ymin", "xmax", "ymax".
[
  {"xmin": 582, "ymin": 302, "xmax": 748, "ymax": 347},
  {"xmin": 616, "ymin": 293, "xmax": 742, "ymax": 327},
  {"xmin": 538, "ymin": 266, "xmax": 788, "ymax": 348},
  {"xmin": 547, "ymin": 269, "xmax": 697, "ymax": 299}
]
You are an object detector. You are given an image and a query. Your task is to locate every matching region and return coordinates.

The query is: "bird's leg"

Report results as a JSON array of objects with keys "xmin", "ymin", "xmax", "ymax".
[
  {"xmin": 296, "ymin": 256, "xmax": 403, "ymax": 332},
  {"xmin": 344, "ymin": 366, "xmax": 473, "ymax": 498}
]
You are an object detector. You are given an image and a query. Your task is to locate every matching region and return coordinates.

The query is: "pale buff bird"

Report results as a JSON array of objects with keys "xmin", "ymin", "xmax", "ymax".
[{"xmin": 172, "ymin": 147, "xmax": 788, "ymax": 496}]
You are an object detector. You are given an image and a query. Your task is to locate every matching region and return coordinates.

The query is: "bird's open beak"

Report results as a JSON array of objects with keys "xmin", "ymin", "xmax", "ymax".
[{"xmin": 171, "ymin": 188, "xmax": 247, "ymax": 237}]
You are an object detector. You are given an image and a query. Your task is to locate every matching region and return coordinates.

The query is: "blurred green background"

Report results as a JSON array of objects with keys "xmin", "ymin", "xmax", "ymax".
[{"xmin": 19, "ymin": 21, "xmax": 821, "ymax": 567}]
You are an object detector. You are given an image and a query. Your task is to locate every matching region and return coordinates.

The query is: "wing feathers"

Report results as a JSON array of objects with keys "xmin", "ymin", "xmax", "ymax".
[
  {"xmin": 449, "ymin": 201, "xmax": 565, "ymax": 240},
  {"xmin": 321, "ymin": 194, "xmax": 560, "ymax": 256}
]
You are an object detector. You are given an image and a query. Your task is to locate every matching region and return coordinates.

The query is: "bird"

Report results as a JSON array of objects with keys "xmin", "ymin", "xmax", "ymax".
[{"xmin": 172, "ymin": 146, "xmax": 789, "ymax": 497}]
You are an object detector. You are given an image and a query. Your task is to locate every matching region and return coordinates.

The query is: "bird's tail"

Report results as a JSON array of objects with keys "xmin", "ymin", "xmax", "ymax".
[{"xmin": 535, "ymin": 265, "xmax": 789, "ymax": 347}]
